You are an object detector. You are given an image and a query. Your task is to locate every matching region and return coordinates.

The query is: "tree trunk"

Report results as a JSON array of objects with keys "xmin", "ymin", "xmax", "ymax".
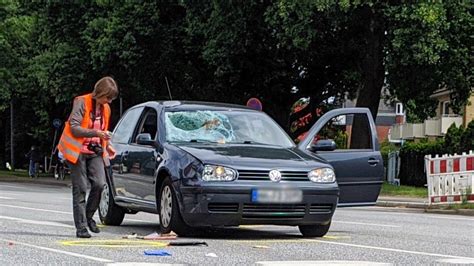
[{"xmin": 352, "ymin": 6, "xmax": 385, "ymax": 148}]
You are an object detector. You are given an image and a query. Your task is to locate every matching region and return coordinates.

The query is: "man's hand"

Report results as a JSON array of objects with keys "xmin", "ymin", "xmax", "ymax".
[
  {"xmin": 97, "ymin": 130, "xmax": 112, "ymax": 140},
  {"xmin": 107, "ymin": 145, "xmax": 116, "ymax": 160}
]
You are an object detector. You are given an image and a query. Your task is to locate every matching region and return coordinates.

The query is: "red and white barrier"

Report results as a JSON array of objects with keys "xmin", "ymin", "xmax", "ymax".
[{"xmin": 425, "ymin": 151, "xmax": 474, "ymax": 205}]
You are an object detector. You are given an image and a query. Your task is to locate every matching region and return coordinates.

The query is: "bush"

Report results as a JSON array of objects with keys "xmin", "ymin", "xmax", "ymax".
[
  {"xmin": 444, "ymin": 123, "xmax": 463, "ymax": 154},
  {"xmin": 461, "ymin": 120, "xmax": 474, "ymax": 152},
  {"xmin": 380, "ymin": 140, "xmax": 399, "ymax": 168},
  {"xmin": 398, "ymin": 139, "xmax": 446, "ymax": 187}
]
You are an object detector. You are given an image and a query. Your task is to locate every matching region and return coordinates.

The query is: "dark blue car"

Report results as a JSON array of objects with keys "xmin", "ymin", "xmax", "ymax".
[{"xmin": 99, "ymin": 101, "xmax": 383, "ymax": 237}]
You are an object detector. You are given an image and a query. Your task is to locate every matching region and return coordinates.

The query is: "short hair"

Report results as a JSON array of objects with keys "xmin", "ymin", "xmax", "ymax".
[{"xmin": 92, "ymin": 76, "xmax": 118, "ymax": 100}]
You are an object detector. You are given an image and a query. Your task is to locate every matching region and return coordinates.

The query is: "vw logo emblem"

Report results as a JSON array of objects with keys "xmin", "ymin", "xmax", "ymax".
[{"xmin": 269, "ymin": 170, "xmax": 282, "ymax": 182}]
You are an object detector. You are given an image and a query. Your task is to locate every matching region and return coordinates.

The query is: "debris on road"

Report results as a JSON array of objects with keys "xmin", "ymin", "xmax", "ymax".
[
  {"xmin": 205, "ymin": 253, "xmax": 218, "ymax": 258},
  {"xmin": 144, "ymin": 249, "xmax": 172, "ymax": 256},
  {"xmin": 168, "ymin": 241, "xmax": 208, "ymax": 246},
  {"xmin": 253, "ymin": 245, "xmax": 270, "ymax": 249},
  {"xmin": 122, "ymin": 231, "xmax": 178, "ymax": 240},
  {"xmin": 144, "ymin": 231, "xmax": 177, "ymax": 240}
]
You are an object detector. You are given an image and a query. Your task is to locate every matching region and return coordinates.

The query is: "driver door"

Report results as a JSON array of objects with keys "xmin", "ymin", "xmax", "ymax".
[{"xmin": 298, "ymin": 108, "xmax": 383, "ymax": 206}]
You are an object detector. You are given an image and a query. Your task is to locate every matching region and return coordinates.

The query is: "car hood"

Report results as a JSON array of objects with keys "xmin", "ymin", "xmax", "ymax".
[{"xmin": 177, "ymin": 144, "xmax": 329, "ymax": 170}]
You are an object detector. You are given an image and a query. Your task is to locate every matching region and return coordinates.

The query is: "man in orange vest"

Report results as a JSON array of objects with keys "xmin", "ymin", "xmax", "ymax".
[{"xmin": 58, "ymin": 77, "xmax": 118, "ymax": 238}]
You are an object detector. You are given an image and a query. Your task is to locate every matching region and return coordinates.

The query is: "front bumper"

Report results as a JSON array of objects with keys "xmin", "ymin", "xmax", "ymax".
[{"xmin": 178, "ymin": 182, "xmax": 339, "ymax": 227}]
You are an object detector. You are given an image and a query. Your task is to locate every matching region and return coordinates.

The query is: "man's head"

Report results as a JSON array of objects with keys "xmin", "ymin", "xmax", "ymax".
[{"xmin": 93, "ymin": 76, "xmax": 118, "ymax": 104}]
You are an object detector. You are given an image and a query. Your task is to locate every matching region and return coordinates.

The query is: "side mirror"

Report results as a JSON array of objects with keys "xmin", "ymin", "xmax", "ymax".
[
  {"xmin": 309, "ymin": 139, "xmax": 336, "ymax": 152},
  {"xmin": 136, "ymin": 133, "xmax": 156, "ymax": 147}
]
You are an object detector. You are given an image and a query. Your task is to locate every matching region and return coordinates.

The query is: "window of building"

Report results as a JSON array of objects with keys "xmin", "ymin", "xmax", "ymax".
[
  {"xmin": 442, "ymin": 101, "xmax": 450, "ymax": 116},
  {"xmin": 395, "ymin": 103, "xmax": 404, "ymax": 115}
]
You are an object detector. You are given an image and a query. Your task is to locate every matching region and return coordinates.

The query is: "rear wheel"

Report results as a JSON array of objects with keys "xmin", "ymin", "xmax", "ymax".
[
  {"xmin": 99, "ymin": 182, "xmax": 125, "ymax": 225},
  {"xmin": 298, "ymin": 222, "xmax": 331, "ymax": 237},
  {"xmin": 158, "ymin": 178, "xmax": 195, "ymax": 236}
]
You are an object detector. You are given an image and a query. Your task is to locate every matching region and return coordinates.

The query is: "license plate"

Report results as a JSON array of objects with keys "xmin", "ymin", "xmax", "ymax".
[{"xmin": 251, "ymin": 189, "xmax": 302, "ymax": 203}]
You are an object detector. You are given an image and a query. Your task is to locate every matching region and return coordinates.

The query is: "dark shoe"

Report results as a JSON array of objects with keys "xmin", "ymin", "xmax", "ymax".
[
  {"xmin": 87, "ymin": 219, "xmax": 100, "ymax": 233},
  {"xmin": 76, "ymin": 228, "xmax": 91, "ymax": 238}
]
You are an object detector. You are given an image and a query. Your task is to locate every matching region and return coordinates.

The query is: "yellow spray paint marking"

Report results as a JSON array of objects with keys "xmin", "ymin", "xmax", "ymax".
[
  {"xmin": 229, "ymin": 235, "xmax": 350, "ymax": 244},
  {"xmin": 59, "ymin": 239, "xmax": 168, "ymax": 248}
]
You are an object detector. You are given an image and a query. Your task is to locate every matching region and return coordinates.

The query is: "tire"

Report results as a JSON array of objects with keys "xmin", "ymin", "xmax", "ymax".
[
  {"xmin": 59, "ymin": 166, "xmax": 66, "ymax": 180},
  {"xmin": 158, "ymin": 178, "xmax": 195, "ymax": 236},
  {"xmin": 99, "ymin": 182, "xmax": 125, "ymax": 225},
  {"xmin": 298, "ymin": 222, "xmax": 331, "ymax": 237}
]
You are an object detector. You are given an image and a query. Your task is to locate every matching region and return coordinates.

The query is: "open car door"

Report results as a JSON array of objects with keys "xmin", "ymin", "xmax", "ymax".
[{"xmin": 298, "ymin": 108, "xmax": 383, "ymax": 206}]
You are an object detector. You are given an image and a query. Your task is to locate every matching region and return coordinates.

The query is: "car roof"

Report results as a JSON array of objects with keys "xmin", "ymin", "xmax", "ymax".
[{"xmin": 135, "ymin": 100, "xmax": 257, "ymax": 112}]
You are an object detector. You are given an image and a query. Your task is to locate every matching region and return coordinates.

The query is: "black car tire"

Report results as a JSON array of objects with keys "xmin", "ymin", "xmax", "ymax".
[
  {"xmin": 298, "ymin": 222, "xmax": 331, "ymax": 237},
  {"xmin": 99, "ymin": 182, "xmax": 125, "ymax": 225},
  {"xmin": 158, "ymin": 178, "xmax": 195, "ymax": 236}
]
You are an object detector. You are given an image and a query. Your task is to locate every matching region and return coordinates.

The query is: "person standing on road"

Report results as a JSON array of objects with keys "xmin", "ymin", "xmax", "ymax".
[
  {"xmin": 58, "ymin": 77, "xmax": 118, "ymax": 238},
  {"xmin": 25, "ymin": 145, "xmax": 41, "ymax": 178}
]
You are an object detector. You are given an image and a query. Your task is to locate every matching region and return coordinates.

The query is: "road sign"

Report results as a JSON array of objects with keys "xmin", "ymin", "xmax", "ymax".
[{"xmin": 53, "ymin": 119, "xmax": 62, "ymax": 129}]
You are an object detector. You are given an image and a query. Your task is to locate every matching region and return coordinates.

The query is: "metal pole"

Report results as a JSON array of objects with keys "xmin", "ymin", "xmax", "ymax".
[
  {"xmin": 10, "ymin": 99, "xmax": 14, "ymax": 170},
  {"xmin": 120, "ymin": 96, "xmax": 123, "ymax": 117}
]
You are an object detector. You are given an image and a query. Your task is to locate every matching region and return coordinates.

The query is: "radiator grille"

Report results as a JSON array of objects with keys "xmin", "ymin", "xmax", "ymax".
[
  {"xmin": 238, "ymin": 170, "xmax": 308, "ymax": 181},
  {"xmin": 309, "ymin": 204, "xmax": 333, "ymax": 214},
  {"xmin": 242, "ymin": 203, "xmax": 306, "ymax": 219},
  {"xmin": 208, "ymin": 203, "xmax": 239, "ymax": 213}
]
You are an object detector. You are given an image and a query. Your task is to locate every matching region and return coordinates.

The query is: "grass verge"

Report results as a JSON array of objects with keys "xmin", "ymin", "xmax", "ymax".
[{"xmin": 380, "ymin": 182, "xmax": 428, "ymax": 198}]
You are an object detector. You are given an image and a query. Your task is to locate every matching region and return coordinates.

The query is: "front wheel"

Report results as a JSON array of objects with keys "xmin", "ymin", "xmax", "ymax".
[
  {"xmin": 99, "ymin": 182, "xmax": 125, "ymax": 225},
  {"xmin": 158, "ymin": 178, "xmax": 195, "ymax": 236},
  {"xmin": 298, "ymin": 222, "xmax": 331, "ymax": 237}
]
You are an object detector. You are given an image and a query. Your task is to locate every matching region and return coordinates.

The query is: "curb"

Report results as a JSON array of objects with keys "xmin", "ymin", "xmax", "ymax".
[{"xmin": 376, "ymin": 200, "xmax": 474, "ymax": 216}]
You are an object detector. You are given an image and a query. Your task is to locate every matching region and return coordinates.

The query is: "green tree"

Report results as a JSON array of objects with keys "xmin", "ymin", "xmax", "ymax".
[
  {"xmin": 0, "ymin": 2, "xmax": 34, "ymax": 168},
  {"xmin": 461, "ymin": 120, "xmax": 474, "ymax": 153},
  {"xmin": 444, "ymin": 123, "xmax": 463, "ymax": 155}
]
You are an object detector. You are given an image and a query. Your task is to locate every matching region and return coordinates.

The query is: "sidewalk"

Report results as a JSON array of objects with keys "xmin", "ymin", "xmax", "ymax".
[{"xmin": 1, "ymin": 175, "xmax": 473, "ymax": 216}]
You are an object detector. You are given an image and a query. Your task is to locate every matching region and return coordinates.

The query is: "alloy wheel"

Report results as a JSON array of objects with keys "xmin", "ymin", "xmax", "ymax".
[
  {"xmin": 160, "ymin": 186, "xmax": 172, "ymax": 228},
  {"xmin": 99, "ymin": 183, "xmax": 109, "ymax": 218}
]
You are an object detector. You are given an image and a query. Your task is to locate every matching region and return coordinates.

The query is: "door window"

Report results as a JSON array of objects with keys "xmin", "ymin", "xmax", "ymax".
[
  {"xmin": 311, "ymin": 113, "xmax": 372, "ymax": 150},
  {"xmin": 133, "ymin": 108, "xmax": 158, "ymax": 143},
  {"xmin": 112, "ymin": 107, "xmax": 144, "ymax": 144}
]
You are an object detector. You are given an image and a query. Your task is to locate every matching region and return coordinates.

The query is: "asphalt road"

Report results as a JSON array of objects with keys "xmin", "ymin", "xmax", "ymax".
[{"xmin": 1, "ymin": 182, "xmax": 473, "ymax": 265}]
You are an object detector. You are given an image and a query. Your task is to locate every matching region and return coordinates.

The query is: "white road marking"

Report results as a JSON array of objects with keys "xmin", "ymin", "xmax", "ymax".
[
  {"xmin": 256, "ymin": 261, "xmax": 391, "ymax": 265},
  {"xmin": 0, "ymin": 203, "xmax": 70, "ymax": 214},
  {"xmin": 309, "ymin": 239, "xmax": 474, "ymax": 260},
  {"xmin": 0, "ymin": 196, "xmax": 14, "ymax": 199},
  {"xmin": 0, "ymin": 238, "xmax": 113, "ymax": 263},
  {"xmin": 0, "ymin": 203, "xmax": 156, "ymax": 224},
  {"xmin": 437, "ymin": 258, "xmax": 474, "ymax": 264},
  {"xmin": 333, "ymin": 220, "xmax": 400, "ymax": 228},
  {"xmin": 108, "ymin": 263, "xmax": 180, "ymax": 266},
  {"xmin": 343, "ymin": 207, "xmax": 474, "ymax": 221},
  {"xmin": 0, "ymin": 215, "xmax": 74, "ymax": 228}
]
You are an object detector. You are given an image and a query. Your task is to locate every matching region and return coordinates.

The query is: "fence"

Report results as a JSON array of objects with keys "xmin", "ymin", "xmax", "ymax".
[
  {"xmin": 387, "ymin": 151, "xmax": 400, "ymax": 185},
  {"xmin": 425, "ymin": 151, "xmax": 474, "ymax": 205}
]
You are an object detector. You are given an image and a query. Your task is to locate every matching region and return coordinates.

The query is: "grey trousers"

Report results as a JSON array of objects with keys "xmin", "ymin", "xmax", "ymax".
[{"xmin": 68, "ymin": 153, "xmax": 105, "ymax": 230}]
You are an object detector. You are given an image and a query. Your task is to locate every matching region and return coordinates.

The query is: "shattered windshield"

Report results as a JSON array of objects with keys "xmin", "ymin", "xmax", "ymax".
[{"xmin": 165, "ymin": 110, "xmax": 294, "ymax": 147}]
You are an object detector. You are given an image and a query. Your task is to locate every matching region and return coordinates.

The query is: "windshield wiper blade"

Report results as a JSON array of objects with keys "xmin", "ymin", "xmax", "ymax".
[{"xmin": 189, "ymin": 139, "xmax": 218, "ymax": 143}]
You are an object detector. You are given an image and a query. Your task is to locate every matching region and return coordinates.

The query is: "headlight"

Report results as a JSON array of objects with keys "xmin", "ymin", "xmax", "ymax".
[
  {"xmin": 202, "ymin": 165, "xmax": 237, "ymax": 181},
  {"xmin": 308, "ymin": 168, "xmax": 335, "ymax": 183}
]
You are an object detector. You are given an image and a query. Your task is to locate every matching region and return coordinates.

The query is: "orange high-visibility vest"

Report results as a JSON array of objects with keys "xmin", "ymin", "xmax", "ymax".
[{"xmin": 58, "ymin": 93, "xmax": 111, "ymax": 164}]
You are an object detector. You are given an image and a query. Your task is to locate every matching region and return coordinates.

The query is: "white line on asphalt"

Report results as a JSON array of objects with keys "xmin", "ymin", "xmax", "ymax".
[
  {"xmin": 0, "ymin": 215, "xmax": 74, "ymax": 228},
  {"xmin": 0, "ymin": 203, "xmax": 70, "ymax": 214},
  {"xmin": 0, "ymin": 239, "xmax": 113, "ymax": 263},
  {"xmin": 0, "ymin": 196, "xmax": 14, "ymax": 199},
  {"xmin": 333, "ymin": 220, "xmax": 400, "ymax": 228},
  {"xmin": 341, "ymin": 207, "xmax": 474, "ymax": 221},
  {"xmin": 309, "ymin": 239, "xmax": 474, "ymax": 260},
  {"xmin": 0, "ymin": 203, "xmax": 156, "ymax": 224}
]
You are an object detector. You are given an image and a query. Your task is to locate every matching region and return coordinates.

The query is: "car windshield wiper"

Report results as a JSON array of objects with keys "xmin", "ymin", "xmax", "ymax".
[
  {"xmin": 230, "ymin": 140, "xmax": 268, "ymax": 145},
  {"xmin": 189, "ymin": 139, "xmax": 219, "ymax": 143}
]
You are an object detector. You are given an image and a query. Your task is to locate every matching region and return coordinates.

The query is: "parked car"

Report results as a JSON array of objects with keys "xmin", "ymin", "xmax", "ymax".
[{"xmin": 98, "ymin": 101, "xmax": 383, "ymax": 237}]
